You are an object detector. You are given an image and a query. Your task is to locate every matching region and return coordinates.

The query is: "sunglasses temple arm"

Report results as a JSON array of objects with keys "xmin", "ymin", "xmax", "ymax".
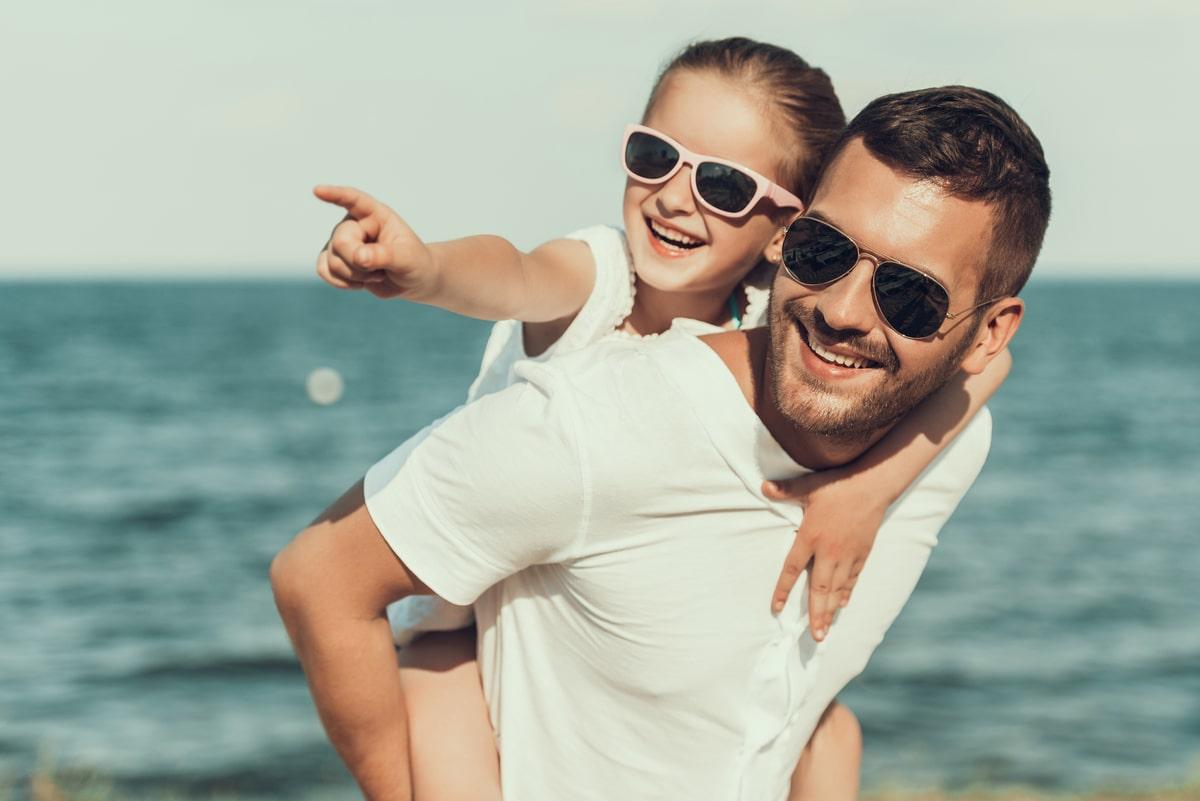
[
  {"xmin": 766, "ymin": 185, "xmax": 805, "ymax": 211},
  {"xmin": 945, "ymin": 296, "xmax": 1007, "ymax": 319}
]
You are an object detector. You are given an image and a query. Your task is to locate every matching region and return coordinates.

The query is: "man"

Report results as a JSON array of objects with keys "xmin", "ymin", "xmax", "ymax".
[{"xmin": 271, "ymin": 86, "xmax": 1051, "ymax": 801}]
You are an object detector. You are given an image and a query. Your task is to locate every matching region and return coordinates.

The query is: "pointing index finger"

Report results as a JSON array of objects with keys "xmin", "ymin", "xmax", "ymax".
[{"xmin": 313, "ymin": 185, "xmax": 380, "ymax": 222}]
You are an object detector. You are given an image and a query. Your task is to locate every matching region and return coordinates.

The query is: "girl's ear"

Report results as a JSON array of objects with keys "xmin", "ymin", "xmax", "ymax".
[{"xmin": 763, "ymin": 214, "xmax": 796, "ymax": 265}]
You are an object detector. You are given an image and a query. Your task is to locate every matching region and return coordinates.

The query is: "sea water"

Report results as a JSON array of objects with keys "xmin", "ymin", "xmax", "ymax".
[{"xmin": 1, "ymin": 279, "xmax": 1197, "ymax": 797}]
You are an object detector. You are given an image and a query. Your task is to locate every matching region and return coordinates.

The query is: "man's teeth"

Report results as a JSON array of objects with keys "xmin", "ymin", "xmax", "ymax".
[
  {"xmin": 649, "ymin": 219, "xmax": 702, "ymax": 249},
  {"xmin": 808, "ymin": 338, "xmax": 872, "ymax": 369}
]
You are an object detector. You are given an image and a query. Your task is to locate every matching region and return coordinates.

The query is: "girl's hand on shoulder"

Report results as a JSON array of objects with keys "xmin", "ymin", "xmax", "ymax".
[
  {"xmin": 313, "ymin": 185, "xmax": 439, "ymax": 301},
  {"xmin": 762, "ymin": 471, "xmax": 889, "ymax": 642}
]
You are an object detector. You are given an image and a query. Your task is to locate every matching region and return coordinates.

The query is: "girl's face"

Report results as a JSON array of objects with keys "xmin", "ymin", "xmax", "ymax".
[{"xmin": 623, "ymin": 69, "xmax": 798, "ymax": 296}]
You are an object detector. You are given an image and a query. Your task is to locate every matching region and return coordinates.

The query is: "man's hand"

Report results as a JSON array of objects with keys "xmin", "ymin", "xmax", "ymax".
[
  {"xmin": 313, "ymin": 185, "xmax": 440, "ymax": 301},
  {"xmin": 763, "ymin": 472, "xmax": 888, "ymax": 642}
]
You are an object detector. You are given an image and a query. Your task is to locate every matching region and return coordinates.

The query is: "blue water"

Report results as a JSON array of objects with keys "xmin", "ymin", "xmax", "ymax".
[{"xmin": 1, "ymin": 280, "xmax": 1198, "ymax": 798}]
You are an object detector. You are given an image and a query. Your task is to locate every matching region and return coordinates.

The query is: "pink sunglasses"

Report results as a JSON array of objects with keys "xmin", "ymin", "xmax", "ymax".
[{"xmin": 621, "ymin": 124, "xmax": 805, "ymax": 218}]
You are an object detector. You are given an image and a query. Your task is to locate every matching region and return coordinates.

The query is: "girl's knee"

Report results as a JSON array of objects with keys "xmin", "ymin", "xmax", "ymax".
[
  {"xmin": 810, "ymin": 700, "xmax": 862, "ymax": 754},
  {"xmin": 790, "ymin": 701, "xmax": 863, "ymax": 801}
]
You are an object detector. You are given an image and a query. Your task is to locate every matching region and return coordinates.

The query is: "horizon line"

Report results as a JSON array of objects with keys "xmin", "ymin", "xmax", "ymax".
[{"xmin": 1, "ymin": 265, "xmax": 1197, "ymax": 283}]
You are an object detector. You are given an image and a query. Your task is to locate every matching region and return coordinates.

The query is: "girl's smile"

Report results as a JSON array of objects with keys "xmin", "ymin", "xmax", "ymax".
[{"xmin": 644, "ymin": 215, "xmax": 706, "ymax": 256}]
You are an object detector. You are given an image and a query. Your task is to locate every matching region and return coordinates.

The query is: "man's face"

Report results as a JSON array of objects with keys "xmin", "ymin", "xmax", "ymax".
[{"xmin": 767, "ymin": 138, "xmax": 996, "ymax": 438}]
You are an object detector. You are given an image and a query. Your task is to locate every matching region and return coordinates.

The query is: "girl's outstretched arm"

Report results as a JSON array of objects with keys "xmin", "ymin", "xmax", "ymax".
[
  {"xmin": 764, "ymin": 348, "xmax": 1012, "ymax": 640},
  {"xmin": 314, "ymin": 185, "xmax": 594, "ymax": 324}
]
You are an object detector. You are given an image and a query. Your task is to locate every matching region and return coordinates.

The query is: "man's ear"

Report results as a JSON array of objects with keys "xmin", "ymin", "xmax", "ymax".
[{"xmin": 960, "ymin": 297, "xmax": 1024, "ymax": 375}]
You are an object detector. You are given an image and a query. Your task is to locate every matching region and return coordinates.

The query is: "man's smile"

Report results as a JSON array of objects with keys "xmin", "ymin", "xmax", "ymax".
[{"xmin": 791, "ymin": 316, "xmax": 889, "ymax": 385}]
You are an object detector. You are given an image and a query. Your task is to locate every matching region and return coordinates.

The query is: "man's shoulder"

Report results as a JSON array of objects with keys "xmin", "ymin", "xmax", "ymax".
[
  {"xmin": 939, "ymin": 405, "xmax": 993, "ymax": 472},
  {"xmin": 517, "ymin": 329, "xmax": 720, "ymax": 396},
  {"xmin": 514, "ymin": 331, "xmax": 737, "ymax": 470}
]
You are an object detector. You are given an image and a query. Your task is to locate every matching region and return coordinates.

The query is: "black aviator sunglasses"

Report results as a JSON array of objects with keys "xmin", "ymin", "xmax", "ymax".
[{"xmin": 780, "ymin": 216, "xmax": 1003, "ymax": 340}]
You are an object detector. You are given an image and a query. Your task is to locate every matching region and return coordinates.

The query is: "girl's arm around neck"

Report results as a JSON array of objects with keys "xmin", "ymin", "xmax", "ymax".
[
  {"xmin": 764, "ymin": 348, "xmax": 1011, "ymax": 637},
  {"xmin": 842, "ymin": 346, "xmax": 1011, "ymax": 498}
]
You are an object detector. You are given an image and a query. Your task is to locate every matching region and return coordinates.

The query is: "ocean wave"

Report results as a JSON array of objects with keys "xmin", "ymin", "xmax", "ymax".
[{"xmin": 126, "ymin": 654, "xmax": 302, "ymax": 682}]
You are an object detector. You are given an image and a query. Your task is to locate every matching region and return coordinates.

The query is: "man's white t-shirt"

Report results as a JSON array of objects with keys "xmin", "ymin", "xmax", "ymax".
[
  {"xmin": 386, "ymin": 225, "xmax": 775, "ymax": 642},
  {"xmin": 364, "ymin": 327, "xmax": 991, "ymax": 801}
]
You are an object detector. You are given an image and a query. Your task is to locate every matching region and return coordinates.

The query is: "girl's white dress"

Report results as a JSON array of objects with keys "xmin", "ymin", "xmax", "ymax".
[{"xmin": 386, "ymin": 225, "xmax": 774, "ymax": 645}]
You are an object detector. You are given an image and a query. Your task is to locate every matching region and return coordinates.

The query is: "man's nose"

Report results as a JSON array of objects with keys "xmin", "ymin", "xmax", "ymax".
[
  {"xmin": 813, "ymin": 257, "xmax": 879, "ymax": 335},
  {"xmin": 653, "ymin": 166, "xmax": 697, "ymax": 215}
]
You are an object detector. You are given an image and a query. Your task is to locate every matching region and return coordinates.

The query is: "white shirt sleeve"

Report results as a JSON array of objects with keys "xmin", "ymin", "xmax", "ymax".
[
  {"xmin": 363, "ymin": 365, "xmax": 590, "ymax": 606},
  {"xmin": 551, "ymin": 225, "xmax": 635, "ymax": 355},
  {"xmin": 789, "ymin": 407, "xmax": 994, "ymax": 741},
  {"xmin": 465, "ymin": 226, "xmax": 634, "ymax": 402}
]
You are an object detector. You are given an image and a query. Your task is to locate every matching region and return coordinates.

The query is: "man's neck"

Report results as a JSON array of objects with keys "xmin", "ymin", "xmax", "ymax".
[{"xmin": 705, "ymin": 328, "xmax": 890, "ymax": 471}]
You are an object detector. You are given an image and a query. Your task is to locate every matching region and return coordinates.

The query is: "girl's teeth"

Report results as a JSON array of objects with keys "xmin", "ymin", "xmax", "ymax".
[
  {"xmin": 649, "ymin": 219, "xmax": 701, "ymax": 248},
  {"xmin": 809, "ymin": 338, "xmax": 870, "ymax": 369}
]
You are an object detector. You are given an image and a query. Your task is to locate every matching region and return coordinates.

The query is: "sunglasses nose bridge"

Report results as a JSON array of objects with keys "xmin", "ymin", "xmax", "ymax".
[
  {"xmin": 849, "ymin": 247, "xmax": 889, "ymax": 273},
  {"xmin": 813, "ymin": 253, "xmax": 880, "ymax": 335},
  {"xmin": 652, "ymin": 161, "xmax": 698, "ymax": 214}
]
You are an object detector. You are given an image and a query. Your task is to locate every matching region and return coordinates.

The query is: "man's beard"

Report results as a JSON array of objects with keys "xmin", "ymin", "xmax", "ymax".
[{"xmin": 767, "ymin": 294, "xmax": 977, "ymax": 442}]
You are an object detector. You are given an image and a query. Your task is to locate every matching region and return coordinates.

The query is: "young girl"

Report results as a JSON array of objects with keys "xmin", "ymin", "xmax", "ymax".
[{"xmin": 313, "ymin": 38, "xmax": 1008, "ymax": 801}]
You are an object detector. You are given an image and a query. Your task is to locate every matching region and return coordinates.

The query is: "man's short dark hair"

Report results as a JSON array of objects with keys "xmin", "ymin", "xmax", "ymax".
[{"xmin": 822, "ymin": 86, "xmax": 1051, "ymax": 300}]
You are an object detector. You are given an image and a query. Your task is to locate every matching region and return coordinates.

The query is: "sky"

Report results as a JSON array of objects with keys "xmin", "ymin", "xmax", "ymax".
[{"xmin": 2, "ymin": 0, "xmax": 1197, "ymax": 280}]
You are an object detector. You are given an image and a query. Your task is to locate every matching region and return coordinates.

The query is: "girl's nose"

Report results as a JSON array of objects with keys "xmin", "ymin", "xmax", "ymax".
[{"xmin": 653, "ymin": 166, "xmax": 697, "ymax": 216}]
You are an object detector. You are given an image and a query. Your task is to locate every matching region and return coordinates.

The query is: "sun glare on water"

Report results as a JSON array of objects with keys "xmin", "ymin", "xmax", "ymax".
[{"xmin": 305, "ymin": 367, "xmax": 344, "ymax": 405}]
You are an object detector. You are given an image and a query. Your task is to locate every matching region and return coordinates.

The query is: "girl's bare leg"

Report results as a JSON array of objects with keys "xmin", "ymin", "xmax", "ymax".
[
  {"xmin": 397, "ymin": 627, "xmax": 502, "ymax": 801},
  {"xmin": 788, "ymin": 700, "xmax": 863, "ymax": 801},
  {"xmin": 400, "ymin": 630, "xmax": 859, "ymax": 801}
]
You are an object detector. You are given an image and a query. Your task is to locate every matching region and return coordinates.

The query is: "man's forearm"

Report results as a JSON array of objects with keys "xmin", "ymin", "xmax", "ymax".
[
  {"xmin": 282, "ymin": 605, "xmax": 413, "ymax": 801},
  {"xmin": 270, "ymin": 479, "xmax": 438, "ymax": 801}
]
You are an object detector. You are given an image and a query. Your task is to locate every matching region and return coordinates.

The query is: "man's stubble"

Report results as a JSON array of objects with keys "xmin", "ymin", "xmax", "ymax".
[{"xmin": 765, "ymin": 293, "xmax": 978, "ymax": 445}]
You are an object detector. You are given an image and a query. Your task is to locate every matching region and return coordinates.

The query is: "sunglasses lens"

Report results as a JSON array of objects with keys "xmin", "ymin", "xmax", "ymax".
[
  {"xmin": 625, "ymin": 131, "xmax": 679, "ymax": 180},
  {"xmin": 781, "ymin": 218, "xmax": 859, "ymax": 284},
  {"xmin": 695, "ymin": 162, "xmax": 758, "ymax": 214},
  {"xmin": 874, "ymin": 262, "xmax": 950, "ymax": 338}
]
